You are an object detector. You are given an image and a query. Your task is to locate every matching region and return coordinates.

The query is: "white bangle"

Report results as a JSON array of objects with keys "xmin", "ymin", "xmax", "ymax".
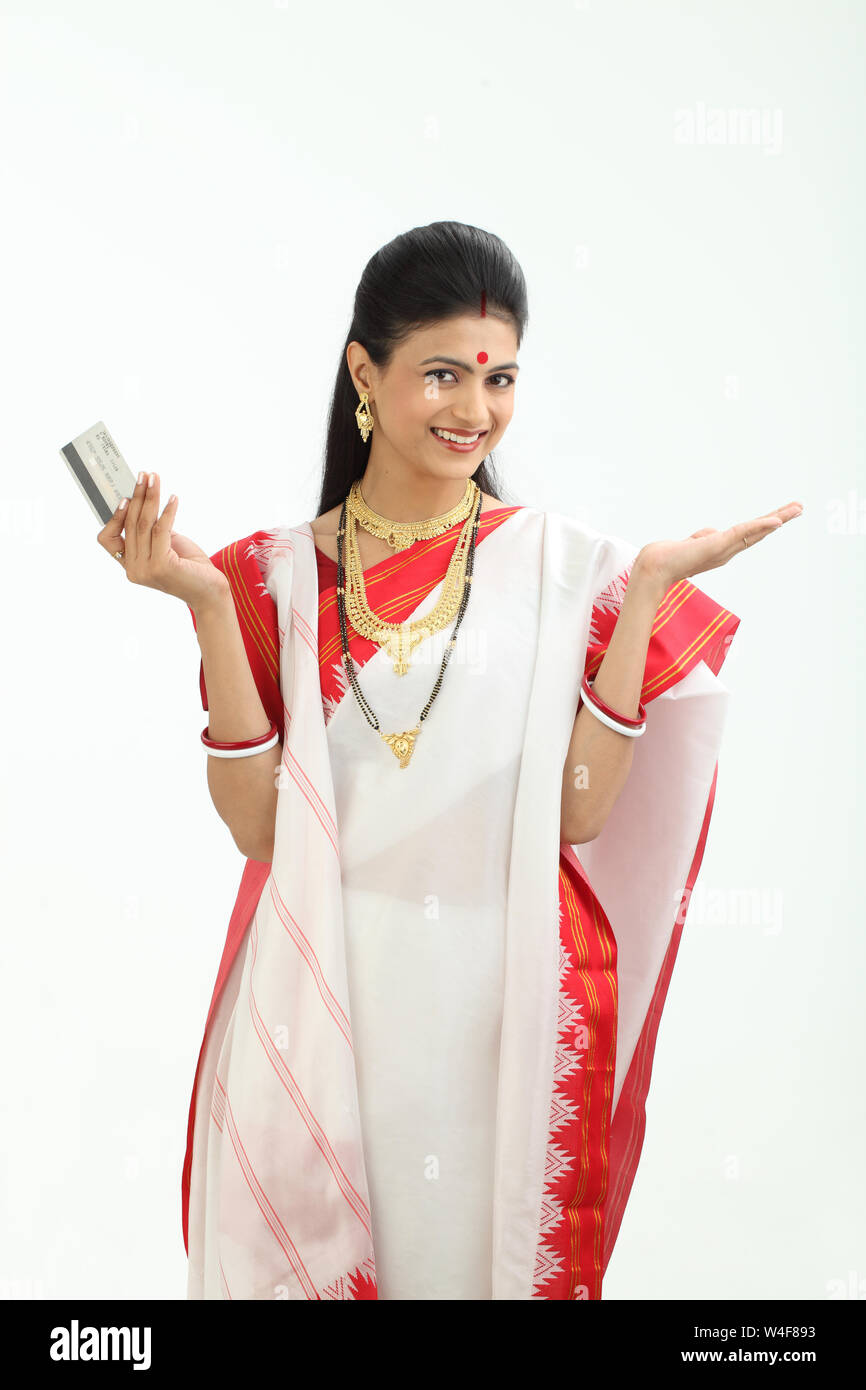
[
  {"xmin": 201, "ymin": 729, "xmax": 281, "ymax": 758},
  {"xmin": 580, "ymin": 695, "xmax": 647, "ymax": 738}
]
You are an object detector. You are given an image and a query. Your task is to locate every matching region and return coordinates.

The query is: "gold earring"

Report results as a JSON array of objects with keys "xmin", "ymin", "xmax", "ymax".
[{"xmin": 355, "ymin": 391, "xmax": 374, "ymax": 443}]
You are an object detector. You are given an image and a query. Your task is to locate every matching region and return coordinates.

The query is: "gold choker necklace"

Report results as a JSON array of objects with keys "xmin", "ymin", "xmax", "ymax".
[{"xmin": 346, "ymin": 478, "xmax": 476, "ymax": 551}]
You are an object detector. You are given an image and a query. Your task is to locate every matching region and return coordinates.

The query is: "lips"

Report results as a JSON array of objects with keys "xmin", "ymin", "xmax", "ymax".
[{"xmin": 430, "ymin": 427, "xmax": 488, "ymax": 440}]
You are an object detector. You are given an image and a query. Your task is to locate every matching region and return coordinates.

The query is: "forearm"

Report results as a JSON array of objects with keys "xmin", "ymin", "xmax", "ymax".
[
  {"xmin": 193, "ymin": 591, "xmax": 282, "ymax": 862},
  {"xmin": 560, "ymin": 562, "xmax": 666, "ymax": 844}
]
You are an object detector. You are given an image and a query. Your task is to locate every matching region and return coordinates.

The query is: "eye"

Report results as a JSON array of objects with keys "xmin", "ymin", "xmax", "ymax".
[{"xmin": 424, "ymin": 369, "xmax": 516, "ymax": 386}]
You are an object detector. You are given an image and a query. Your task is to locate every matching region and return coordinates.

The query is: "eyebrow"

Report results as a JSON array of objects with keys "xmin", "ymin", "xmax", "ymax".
[{"xmin": 418, "ymin": 356, "xmax": 520, "ymax": 373}]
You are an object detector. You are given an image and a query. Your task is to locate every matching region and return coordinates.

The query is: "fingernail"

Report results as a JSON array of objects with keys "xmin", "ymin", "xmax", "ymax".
[
  {"xmin": 118, "ymin": 497, "xmax": 128, "ymax": 511},
  {"xmin": 168, "ymin": 493, "xmax": 176, "ymax": 504},
  {"xmin": 148, "ymin": 473, "xmax": 155, "ymax": 488},
  {"xmin": 137, "ymin": 471, "xmax": 145, "ymax": 485}
]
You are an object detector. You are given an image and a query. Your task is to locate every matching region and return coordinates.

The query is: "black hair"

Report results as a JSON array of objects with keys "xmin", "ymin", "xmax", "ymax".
[{"xmin": 317, "ymin": 220, "xmax": 529, "ymax": 516}]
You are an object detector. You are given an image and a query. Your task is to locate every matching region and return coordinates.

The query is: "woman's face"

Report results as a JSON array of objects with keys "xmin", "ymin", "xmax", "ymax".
[{"xmin": 347, "ymin": 314, "xmax": 520, "ymax": 480}]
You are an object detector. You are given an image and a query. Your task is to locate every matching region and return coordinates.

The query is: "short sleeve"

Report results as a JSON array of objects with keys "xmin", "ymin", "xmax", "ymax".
[
  {"xmin": 584, "ymin": 564, "xmax": 740, "ymax": 702},
  {"xmin": 187, "ymin": 529, "xmax": 283, "ymax": 734}
]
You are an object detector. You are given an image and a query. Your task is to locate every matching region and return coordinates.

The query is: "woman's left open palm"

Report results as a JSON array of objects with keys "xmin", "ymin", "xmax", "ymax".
[{"xmin": 636, "ymin": 499, "xmax": 804, "ymax": 591}]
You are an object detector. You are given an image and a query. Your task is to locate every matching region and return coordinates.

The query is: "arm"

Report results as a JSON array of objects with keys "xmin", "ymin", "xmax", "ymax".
[
  {"xmin": 193, "ymin": 590, "xmax": 283, "ymax": 862},
  {"xmin": 560, "ymin": 559, "xmax": 665, "ymax": 845},
  {"xmin": 561, "ymin": 498, "xmax": 805, "ymax": 844}
]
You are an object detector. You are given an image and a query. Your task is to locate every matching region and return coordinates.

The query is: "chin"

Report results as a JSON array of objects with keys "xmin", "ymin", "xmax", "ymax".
[{"xmin": 417, "ymin": 450, "xmax": 475, "ymax": 477}]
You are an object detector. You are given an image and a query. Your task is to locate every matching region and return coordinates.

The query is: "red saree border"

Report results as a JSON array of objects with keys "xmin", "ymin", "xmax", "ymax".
[
  {"xmin": 585, "ymin": 569, "xmax": 740, "ymax": 699},
  {"xmin": 531, "ymin": 863, "xmax": 618, "ymax": 1299}
]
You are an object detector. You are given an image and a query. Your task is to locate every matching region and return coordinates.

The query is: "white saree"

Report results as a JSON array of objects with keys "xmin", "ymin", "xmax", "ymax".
[{"xmin": 184, "ymin": 505, "xmax": 734, "ymax": 1300}]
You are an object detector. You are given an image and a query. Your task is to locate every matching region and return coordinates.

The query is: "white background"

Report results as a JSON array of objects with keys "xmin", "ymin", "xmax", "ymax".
[{"xmin": 1, "ymin": 0, "xmax": 863, "ymax": 1300}]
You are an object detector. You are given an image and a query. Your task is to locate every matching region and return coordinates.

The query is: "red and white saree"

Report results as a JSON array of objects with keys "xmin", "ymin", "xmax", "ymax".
[{"xmin": 183, "ymin": 503, "xmax": 739, "ymax": 1300}]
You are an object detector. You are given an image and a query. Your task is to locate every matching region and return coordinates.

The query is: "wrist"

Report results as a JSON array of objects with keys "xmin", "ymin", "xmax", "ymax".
[
  {"xmin": 191, "ymin": 586, "xmax": 234, "ymax": 627},
  {"xmin": 628, "ymin": 553, "xmax": 671, "ymax": 606}
]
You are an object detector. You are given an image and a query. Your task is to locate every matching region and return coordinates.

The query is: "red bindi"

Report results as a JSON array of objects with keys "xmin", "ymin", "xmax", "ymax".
[{"xmin": 476, "ymin": 351, "xmax": 488, "ymax": 364}]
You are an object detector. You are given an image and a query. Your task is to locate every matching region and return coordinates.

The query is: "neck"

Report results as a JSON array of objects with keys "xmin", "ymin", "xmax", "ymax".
[{"xmin": 358, "ymin": 457, "xmax": 474, "ymax": 522}]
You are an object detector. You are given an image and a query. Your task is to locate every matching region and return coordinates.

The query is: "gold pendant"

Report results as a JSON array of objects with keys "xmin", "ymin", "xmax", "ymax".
[
  {"xmin": 381, "ymin": 726, "xmax": 420, "ymax": 768},
  {"xmin": 376, "ymin": 622, "xmax": 430, "ymax": 676},
  {"xmin": 386, "ymin": 530, "xmax": 419, "ymax": 552}
]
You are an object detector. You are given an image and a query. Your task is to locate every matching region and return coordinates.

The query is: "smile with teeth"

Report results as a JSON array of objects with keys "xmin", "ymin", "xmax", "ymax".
[{"xmin": 432, "ymin": 427, "xmax": 485, "ymax": 444}]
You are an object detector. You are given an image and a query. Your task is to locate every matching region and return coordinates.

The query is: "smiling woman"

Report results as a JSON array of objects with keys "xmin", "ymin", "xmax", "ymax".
[
  {"xmin": 179, "ymin": 220, "xmax": 745, "ymax": 1303},
  {"xmin": 341, "ymin": 316, "xmax": 522, "ymax": 491}
]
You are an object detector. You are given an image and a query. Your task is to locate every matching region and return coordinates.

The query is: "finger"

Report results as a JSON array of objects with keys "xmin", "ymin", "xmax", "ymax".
[
  {"xmin": 111, "ymin": 496, "xmax": 130, "ymax": 565},
  {"xmin": 151, "ymin": 492, "xmax": 179, "ymax": 564},
  {"xmin": 748, "ymin": 501, "xmax": 803, "ymax": 533},
  {"xmin": 773, "ymin": 500, "xmax": 804, "ymax": 522},
  {"xmin": 716, "ymin": 502, "xmax": 804, "ymax": 554},
  {"xmin": 97, "ymin": 495, "xmax": 130, "ymax": 553},
  {"xmin": 690, "ymin": 527, "xmax": 763, "ymax": 568},
  {"xmin": 745, "ymin": 518, "xmax": 782, "ymax": 547},
  {"xmin": 123, "ymin": 471, "xmax": 150, "ymax": 567},
  {"xmin": 136, "ymin": 472, "xmax": 159, "ymax": 563},
  {"xmin": 731, "ymin": 516, "xmax": 784, "ymax": 551}
]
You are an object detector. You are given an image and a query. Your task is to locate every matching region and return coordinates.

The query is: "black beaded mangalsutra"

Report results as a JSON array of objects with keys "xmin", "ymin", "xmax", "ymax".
[{"xmin": 335, "ymin": 487, "xmax": 483, "ymax": 768}]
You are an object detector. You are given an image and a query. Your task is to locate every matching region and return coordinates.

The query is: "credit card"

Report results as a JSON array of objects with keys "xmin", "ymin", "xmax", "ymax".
[{"xmin": 60, "ymin": 420, "xmax": 138, "ymax": 525}]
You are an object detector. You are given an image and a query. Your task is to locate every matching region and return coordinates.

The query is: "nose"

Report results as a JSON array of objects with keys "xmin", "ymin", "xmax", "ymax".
[{"xmin": 452, "ymin": 381, "xmax": 491, "ymax": 430}]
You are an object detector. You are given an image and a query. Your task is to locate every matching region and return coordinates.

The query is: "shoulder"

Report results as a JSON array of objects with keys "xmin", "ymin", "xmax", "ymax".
[
  {"xmin": 205, "ymin": 529, "xmax": 293, "ymax": 617},
  {"xmin": 309, "ymin": 504, "xmax": 342, "ymax": 546},
  {"xmin": 540, "ymin": 507, "xmax": 636, "ymax": 551},
  {"xmin": 478, "ymin": 490, "xmax": 505, "ymax": 515},
  {"xmin": 208, "ymin": 526, "xmax": 287, "ymax": 565}
]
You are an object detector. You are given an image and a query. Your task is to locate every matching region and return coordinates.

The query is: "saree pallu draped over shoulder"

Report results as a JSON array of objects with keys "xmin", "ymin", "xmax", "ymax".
[{"xmin": 182, "ymin": 505, "xmax": 740, "ymax": 1300}]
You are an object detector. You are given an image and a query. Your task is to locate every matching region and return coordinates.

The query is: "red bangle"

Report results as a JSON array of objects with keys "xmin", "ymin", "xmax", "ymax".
[
  {"xmin": 201, "ymin": 721, "xmax": 279, "ymax": 751},
  {"xmin": 580, "ymin": 674, "xmax": 646, "ymax": 729}
]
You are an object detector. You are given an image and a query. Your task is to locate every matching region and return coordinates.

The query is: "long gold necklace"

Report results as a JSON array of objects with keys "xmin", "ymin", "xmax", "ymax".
[
  {"xmin": 343, "ymin": 480, "xmax": 480, "ymax": 675},
  {"xmin": 347, "ymin": 477, "xmax": 476, "ymax": 551},
  {"xmin": 335, "ymin": 486, "xmax": 483, "ymax": 767}
]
